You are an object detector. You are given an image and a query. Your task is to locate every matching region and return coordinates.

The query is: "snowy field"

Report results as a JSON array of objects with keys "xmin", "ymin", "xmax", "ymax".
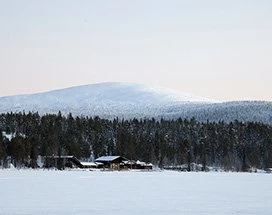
[{"xmin": 0, "ymin": 170, "xmax": 272, "ymax": 215}]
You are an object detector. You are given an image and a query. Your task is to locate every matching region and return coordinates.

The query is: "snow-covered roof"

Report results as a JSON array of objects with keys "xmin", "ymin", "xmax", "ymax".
[
  {"xmin": 95, "ymin": 156, "xmax": 122, "ymax": 162},
  {"xmin": 80, "ymin": 162, "xmax": 103, "ymax": 167}
]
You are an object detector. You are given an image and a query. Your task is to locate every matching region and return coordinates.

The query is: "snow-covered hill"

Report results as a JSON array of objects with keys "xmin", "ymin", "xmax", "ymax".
[
  {"xmin": 0, "ymin": 82, "xmax": 271, "ymax": 124},
  {"xmin": 0, "ymin": 82, "xmax": 211, "ymax": 117}
]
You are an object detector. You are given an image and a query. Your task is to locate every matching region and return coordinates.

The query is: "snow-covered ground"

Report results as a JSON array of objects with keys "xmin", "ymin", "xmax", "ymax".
[{"xmin": 0, "ymin": 170, "xmax": 271, "ymax": 215}]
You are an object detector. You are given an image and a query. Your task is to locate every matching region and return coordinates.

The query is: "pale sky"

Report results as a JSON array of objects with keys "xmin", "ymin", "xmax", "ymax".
[{"xmin": 0, "ymin": 0, "xmax": 271, "ymax": 101}]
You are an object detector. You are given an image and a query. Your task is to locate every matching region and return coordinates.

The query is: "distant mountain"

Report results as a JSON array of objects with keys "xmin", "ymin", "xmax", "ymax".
[{"xmin": 0, "ymin": 82, "xmax": 271, "ymax": 125}]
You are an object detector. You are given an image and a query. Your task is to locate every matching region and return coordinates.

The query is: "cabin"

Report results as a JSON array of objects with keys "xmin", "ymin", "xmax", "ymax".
[
  {"xmin": 44, "ymin": 156, "xmax": 83, "ymax": 169},
  {"xmin": 95, "ymin": 156, "xmax": 129, "ymax": 169}
]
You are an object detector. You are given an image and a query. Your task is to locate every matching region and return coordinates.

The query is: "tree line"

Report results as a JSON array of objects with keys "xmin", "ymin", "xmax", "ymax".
[{"xmin": 0, "ymin": 111, "xmax": 272, "ymax": 171}]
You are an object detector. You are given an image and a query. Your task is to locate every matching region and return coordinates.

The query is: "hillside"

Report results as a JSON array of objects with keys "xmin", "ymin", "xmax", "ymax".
[{"xmin": 0, "ymin": 82, "xmax": 271, "ymax": 125}]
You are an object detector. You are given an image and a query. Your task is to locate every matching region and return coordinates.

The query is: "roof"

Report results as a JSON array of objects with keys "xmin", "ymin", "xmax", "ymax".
[
  {"xmin": 95, "ymin": 156, "xmax": 125, "ymax": 162},
  {"xmin": 80, "ymin": 162, "xmax": 103, "ymax": 167}
]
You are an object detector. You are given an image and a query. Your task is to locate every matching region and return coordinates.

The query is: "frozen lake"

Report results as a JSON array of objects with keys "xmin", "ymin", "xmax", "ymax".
[{"xmin": 0, "ymin": 170, "xmax": 271, "ymax": 215}]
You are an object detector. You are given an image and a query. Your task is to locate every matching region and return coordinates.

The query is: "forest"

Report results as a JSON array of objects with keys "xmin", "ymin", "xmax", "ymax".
[{"xmin": 0, "ymin": 111, "xmax": 272, "ymax": 172}]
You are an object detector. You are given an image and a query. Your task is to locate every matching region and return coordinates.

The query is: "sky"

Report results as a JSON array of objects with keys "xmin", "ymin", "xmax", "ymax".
[{"xmin": 0, "ymin": 0, "xmax": 271, "ymax": 101}]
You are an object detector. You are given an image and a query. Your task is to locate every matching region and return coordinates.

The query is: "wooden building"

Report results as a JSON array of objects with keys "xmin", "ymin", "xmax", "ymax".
[
  {"xmin": 95, "ymin": 156, "xmax": 128, "ymax": 169},
  {"xmin": 44, "ymin": 156, "xmax": 83, "ymax": 169}
]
